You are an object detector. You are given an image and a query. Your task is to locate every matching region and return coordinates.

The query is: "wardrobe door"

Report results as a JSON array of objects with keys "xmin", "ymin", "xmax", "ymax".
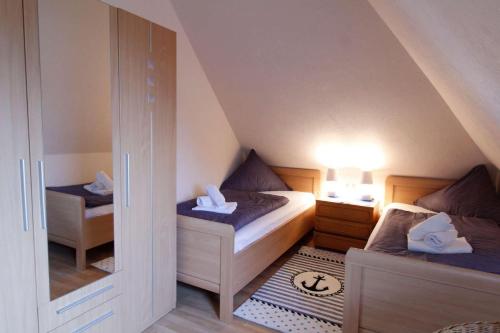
[
  {"xmin": 118, "ymin": 10, "xmax": 154, "ymax": 333},
  {"xmin": 150, "ymin": 21, "xmax": 177, "ymax": 321},
  {"xmin": 0, "ymin": 0, "xmax": 39, "ymax": 332}
]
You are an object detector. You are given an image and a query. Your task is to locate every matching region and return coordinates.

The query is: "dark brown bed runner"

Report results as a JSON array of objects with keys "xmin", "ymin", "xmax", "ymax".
[
  {"xmin": 367, "ymin": 209, "xmax": 500, "ymax": 274},
  {"xmin": 177, "ymin": 190, "xmax": 289, "ymax": 231}
]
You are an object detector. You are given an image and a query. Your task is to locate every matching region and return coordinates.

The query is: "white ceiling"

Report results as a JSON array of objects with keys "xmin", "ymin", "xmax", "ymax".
[{"xmin": 171, "ymin": 0, "xmax": 490, "ymax": 178}]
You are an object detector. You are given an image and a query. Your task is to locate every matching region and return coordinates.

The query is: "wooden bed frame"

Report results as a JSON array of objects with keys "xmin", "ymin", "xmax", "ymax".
[
  {"xmin": 177, "ymin": 166, "xmax": 321, "ymax": 322},
  {"xmin": 343, "ymin": 175, "xmax": 500, "ymax": 333},
  {"xmin": 46, "ymin": 190, "xmax": 114, "ymax": 271}
]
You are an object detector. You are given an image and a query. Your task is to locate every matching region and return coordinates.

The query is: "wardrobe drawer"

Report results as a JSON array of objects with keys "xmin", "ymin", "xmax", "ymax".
[
  {"xmin": 315, "ymin": 217, "xmax": 372, "ymax": 239},
  {"xmin": 40, "ymin": 272, "xmax": 122, "ymax": 332},
  {"xmin": 50, "ymin": 296, "xmax": 121, "ymax": 333}
]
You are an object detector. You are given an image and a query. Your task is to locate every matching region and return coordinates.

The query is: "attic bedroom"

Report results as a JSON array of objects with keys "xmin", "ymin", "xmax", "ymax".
[{"xmin": 1, "ymin": 0, "xmax": 499, "ymax": 333}]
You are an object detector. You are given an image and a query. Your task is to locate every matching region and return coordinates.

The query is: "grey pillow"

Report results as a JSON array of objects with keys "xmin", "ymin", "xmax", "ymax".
[
  {"xmin": 415, "ymin": 165, "xmax": 500, "ymax": 223},
  {"xmin": 220, "ymin": 149, "xmax": 290, "ymax": 192}
]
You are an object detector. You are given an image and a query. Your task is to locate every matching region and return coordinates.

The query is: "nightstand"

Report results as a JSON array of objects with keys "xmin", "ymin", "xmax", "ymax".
[{"xmin": 314, "ymin": 198, "xmax": 379, "ymax": 252}]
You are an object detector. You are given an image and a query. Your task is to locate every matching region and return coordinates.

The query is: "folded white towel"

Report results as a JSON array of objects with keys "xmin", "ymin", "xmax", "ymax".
[
  {"xmin": 192, "ymin": 202, "xmax": 237, "ymax": 215},
  {"xmin": 408, "ymin": 212, "xmax": 452, "ymax": 241},
  {"xmin": 84, "ymin": 182, "xmax": 113, "ymax": 196},
  {"xmin": 196, "ymin": 196, "xmax": 214, "ymax": 207},
  {"xmin": 96, "ymin": 171, "xmax": 113, "ymax": 190},
  {"xmin": 206, "ymin": 185, "xmax": 226, "ymax": 207},
  {"xmin": 408, "ymin": 236, "xmax": 472, "ymax": 254},
  {"xmin": 423, "ymin": 228, "xmax": 458, "ymax": 250}
]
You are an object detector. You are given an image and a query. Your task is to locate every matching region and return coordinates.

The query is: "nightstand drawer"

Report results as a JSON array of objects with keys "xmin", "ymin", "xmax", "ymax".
[
  {"xmin": 315, "ymin": 217, "xmax": 372, "ymax": 239},
  {"xmin": 314, "ymin": 232, "xmax": 367, "ymax": 252},
  {"xmin": 316, "ymin": 203, "xmax": 373, "ymax": 223}
]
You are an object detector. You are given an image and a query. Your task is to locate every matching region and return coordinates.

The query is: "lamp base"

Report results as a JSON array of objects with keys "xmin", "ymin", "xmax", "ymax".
[{"xmin": 360, "ymin": 194, "xmax": 374, "ymax": 202}]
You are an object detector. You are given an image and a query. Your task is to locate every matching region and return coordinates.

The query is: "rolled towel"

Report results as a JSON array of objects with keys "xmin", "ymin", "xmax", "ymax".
[
  {"xmin": 408, "ymin": 236, "xmax": 472, "ymax": 254},
  {"xmin": 192, "ymin": 202, "xmax": 237, "ymax": 215},
  {"xmin": 96, "ymin": 171, "xmax": 113, "ymax": 190},
  {"xmin": 206, "ymin": 185, "xmax": 226, "ymax": 207},
  {"xmin": 196, "ymin": 196, "xmax": 214, "ymax": 207},
  {"xmin": 84, "ymin": 182, "xmax": 112, "ymax": 196},
  {"xmin": 408, "ymin": 212, "xmax": 452, "ymax": 241},
  {"xmin": 423, "ymin": 228, "xmax": 458, "ymax": 250}
]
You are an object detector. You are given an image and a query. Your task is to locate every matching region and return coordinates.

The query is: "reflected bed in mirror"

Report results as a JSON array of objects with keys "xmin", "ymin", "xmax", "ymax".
[{"xmin": 38, "ymin": 0, "xmax": 115, "ymax": 299}]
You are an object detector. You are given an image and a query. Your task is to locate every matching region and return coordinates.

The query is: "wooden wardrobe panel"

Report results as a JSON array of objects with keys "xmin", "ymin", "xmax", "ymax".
[
  {"xmin": 118, "ymin": 9, "xmax": 154, "ymax": 333},
  {"xmin": 0, "ymin": 0, "xmax": 38, "ymax": 331},
  {"xmin": 150, "ymin": 22, "xmax": 177, "ymax": 320}
]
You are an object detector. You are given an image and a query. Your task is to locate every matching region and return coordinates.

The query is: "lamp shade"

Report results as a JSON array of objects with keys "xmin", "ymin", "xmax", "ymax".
[
  {"xmin": 360, "ymin": 171, "xmax": 373, "ymax": 185},
  {"xmin": 326, "ymin": 168, "xmax": 337, "ymax": 181}
]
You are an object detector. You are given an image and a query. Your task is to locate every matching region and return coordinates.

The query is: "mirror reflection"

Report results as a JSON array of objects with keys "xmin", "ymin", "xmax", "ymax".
[{"xmin": 38, "ymin": 0, "xmax": 115, "ymax": 300}]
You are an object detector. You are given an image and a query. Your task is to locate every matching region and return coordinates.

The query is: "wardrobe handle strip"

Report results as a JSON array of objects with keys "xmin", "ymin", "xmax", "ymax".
[
  {"xmin": 72, "ymin": 311, "xmax": 114, "ymax": 333},
  {"xmin": 19, "ymin": 159, "xmax": 29, "ymax": 232},
  {"xmin": 125, "ymin": 153, "xmax": 130, "ymax": 208},
  {"xmin": 56, "ymin": 285, "xmax": 114, "ymax": 314},
  {"xmin": 37, "ymin": 160, "xmax": 47, "ymax": 229}
]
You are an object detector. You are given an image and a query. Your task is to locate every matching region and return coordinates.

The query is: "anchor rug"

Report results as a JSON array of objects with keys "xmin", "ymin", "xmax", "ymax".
[{"xmin": 234, "ymin": 246, "xmax": 344, "ymax": 333}]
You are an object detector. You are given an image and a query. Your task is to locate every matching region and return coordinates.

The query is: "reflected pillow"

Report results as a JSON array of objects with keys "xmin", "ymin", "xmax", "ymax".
[
  {"xmin": 415, "ymin": 165, "xmax": 500, "ymax": 223},
  {"xmin": 220, "ymin": 149, "xmax": 290, "ymax": 192}
]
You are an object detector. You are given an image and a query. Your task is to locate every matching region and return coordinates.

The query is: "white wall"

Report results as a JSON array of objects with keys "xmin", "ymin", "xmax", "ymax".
[
  {"xmin": 44, "ymin": 153, "xmax": 113, "ymax": 187},
  {"xmin": 101, "ymin": 0, "xmax": 241, "ymax": 202},
  {"xmin": 171, "ymin": 0, "xmax": 489, "ymax": 202}
]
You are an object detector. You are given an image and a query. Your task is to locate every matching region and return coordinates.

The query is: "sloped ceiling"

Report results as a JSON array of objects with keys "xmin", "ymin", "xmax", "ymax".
[
  {"xmin": 171, "ymin": 0, "xmax": 489, "ymax": 180},
  {"xmin": 369, "ymin": 0, "xmax": 500, "ymax": 168}
]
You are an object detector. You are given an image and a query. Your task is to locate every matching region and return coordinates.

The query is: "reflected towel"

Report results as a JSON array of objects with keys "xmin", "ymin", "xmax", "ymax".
[
  {"xmin": 96, "ymin": 171, "xmax": 113, "ymax": 190},
  {"xmin": 408, "ymin": 236, "xmax": 472, "ymax": 254},
  {"xmin": 408, "ymin": 212, "xmax": 452, "ymax": 241},
  {"xmin": 83, "ymin": 182, "xmax": 112, "ymax": 196}
]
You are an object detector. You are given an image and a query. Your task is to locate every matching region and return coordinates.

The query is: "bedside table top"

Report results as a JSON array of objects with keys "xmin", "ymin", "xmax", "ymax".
[{"xmin": 317, "ymin": 196, "xmax": 378, "ymax": 208}]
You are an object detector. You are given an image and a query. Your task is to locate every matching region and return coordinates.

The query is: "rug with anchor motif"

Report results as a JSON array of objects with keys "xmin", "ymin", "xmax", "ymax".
[{"xmin": 234, "ymin": 246, "xmax": 344, "ymax": 333}]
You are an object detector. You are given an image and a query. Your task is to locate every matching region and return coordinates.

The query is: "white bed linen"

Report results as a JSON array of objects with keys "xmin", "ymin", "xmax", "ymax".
[
  {"xmin": 85, "ymin": 204, "xmax": 114, "ymax": 219},
  {"xmin": 234, "ymin": 191, "xmax": 316, "ymax": 253},
  {"xmin": 365, "ymin": 203, "xmax": 436, "ymax": 249}
]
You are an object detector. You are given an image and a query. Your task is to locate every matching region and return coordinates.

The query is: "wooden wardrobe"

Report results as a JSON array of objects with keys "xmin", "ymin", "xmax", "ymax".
[{"xmin": 0, "ymin": 0, "xmax": 176, "ymax": 331}]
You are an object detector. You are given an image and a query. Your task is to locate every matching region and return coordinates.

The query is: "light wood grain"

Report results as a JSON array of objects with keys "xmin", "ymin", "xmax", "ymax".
[
  {"xmin": 50, "ymin": 296, "xmax": 122, "ymax": 333},
  {"xmin": 177, "ymin": 167, "xmax": 319, "ymax": 322},
  {"xmin": 343, "ymin": 175, "xmax": 500, "ymax": 333},
  {"xmin": 0, "ymin": 0, "xmax": 39, "ymax": 331},
  {"xmin": 344, "ymin": 249, "xmax": 500, "ymax": 333},
  {"xmin": 150, "ymin": 21, "xmax": 177, "ymax": 322},
  {"xmin": 24, "ymin": 1, "xmax": 124, "ymax": 330},
  {"xmin": 384, "ymin": 175, "xmax": 454, "ymax": 207},
  {"xmin": 45, "ymin": 190, "xmax": 114, "ymax": 271},
  {"xmin": 118, "ymin": 9, "xmax": 154, "ymax": 333},
  {"xmin": 272, "ymin": 166, "xmax": 321, "ymax": 197}
]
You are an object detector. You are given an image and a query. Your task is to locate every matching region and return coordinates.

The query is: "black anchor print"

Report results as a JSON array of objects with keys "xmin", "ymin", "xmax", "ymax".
[{"xmin": 301, "ymin": 274, "xmax": 329, "ymax": 292}]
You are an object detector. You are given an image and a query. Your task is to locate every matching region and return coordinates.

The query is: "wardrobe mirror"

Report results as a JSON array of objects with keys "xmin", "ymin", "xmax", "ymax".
[{"xmin": 38, "ymin": 0, "xmax": 116, "ymax": 300}]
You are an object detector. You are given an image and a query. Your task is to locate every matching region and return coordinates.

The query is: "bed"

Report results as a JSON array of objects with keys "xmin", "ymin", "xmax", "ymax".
[
  {"xmin": 46, "ymin": 188, "xmax": 114, "ymax": 271},
  {"xmin": 343, "ymin": 175, "xmax": 500, "ymax": 333},
  {"xmin": 176, "ymin": 166, "xmax": 320, "ymax": 322}
]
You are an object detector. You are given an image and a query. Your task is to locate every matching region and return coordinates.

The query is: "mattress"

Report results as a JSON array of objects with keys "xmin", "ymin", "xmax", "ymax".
[
  {"xmin": 85, "ymin": 204, "xmax": 114, "ymax": 219},
  {"xmin": 234, "ymin": 191, "xmax": 316, "ymax": 253}
]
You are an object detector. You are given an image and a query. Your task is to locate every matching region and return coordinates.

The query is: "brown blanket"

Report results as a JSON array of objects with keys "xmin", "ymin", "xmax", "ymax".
[{"xmin": 367, "ymin": 209, "xmax": 500, "ymax": 274}]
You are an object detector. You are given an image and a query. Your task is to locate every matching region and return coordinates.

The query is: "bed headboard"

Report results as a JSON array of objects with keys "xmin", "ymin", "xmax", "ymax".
[
  {"xmin": 272, "ymin": 166, "xmax": 320, "ymax": 197},
  {"xmin": 385, "ymin": 176, "xmax": 455, "ymax": 207}
]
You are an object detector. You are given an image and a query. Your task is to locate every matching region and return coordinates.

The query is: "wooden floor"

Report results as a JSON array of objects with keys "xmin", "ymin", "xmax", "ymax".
[
  {"xmin": 145, "ymin": 235, "xmax": 315, "ymax": 333},
  {"xmin": 49, "ymin": 242, "xmax": 113, "ymax": 299}
]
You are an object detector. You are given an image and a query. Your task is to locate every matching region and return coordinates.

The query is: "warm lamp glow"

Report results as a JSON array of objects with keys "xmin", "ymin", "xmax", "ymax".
[{"xmin": 315, "ymin": 143, "xmax": 385, "ymax": 170}]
